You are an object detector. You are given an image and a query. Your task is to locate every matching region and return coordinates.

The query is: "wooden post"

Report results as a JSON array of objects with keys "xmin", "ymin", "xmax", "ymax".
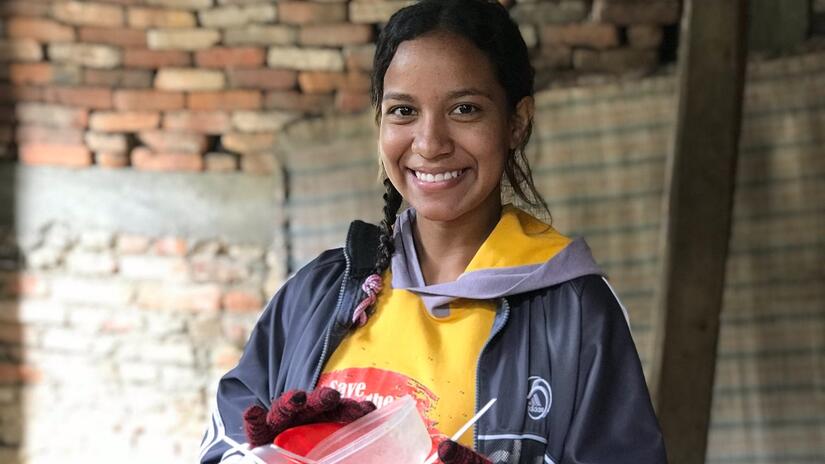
[{"xmin": 649, "ymin": 1, "xmax": 748, "ymax": 463}]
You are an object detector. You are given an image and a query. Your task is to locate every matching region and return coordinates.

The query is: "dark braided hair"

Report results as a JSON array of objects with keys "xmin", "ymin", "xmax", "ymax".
[{"xmin": 375, "ymin": 178, "xmax": 403, "ymax": 276}]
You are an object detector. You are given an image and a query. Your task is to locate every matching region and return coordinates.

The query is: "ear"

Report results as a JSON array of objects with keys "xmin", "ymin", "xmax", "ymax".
[{"xmin": 509, "ymin": 96, "xmax": 535, "ymax": 150}]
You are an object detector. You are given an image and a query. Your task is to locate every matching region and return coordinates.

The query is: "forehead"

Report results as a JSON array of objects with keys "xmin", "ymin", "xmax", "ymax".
[{"xmin": 383, "ymin": 31, "xmax": 502, "ymax": 98}]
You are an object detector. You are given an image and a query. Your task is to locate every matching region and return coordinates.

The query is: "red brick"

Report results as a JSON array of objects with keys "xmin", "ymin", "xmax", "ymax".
[
  {"xmin": 187, "ymin": 90, "xmax": 261, "ymax": 110},
  {"xmin": 205, "ymin": 152, "xmax": 238, "ymax": 172},
  {"xmin": 117, "ymin": 234, "xmax": 151, "ymax": 254},
  {"xmin": 163, "ymin": 111, "xmax": 231, "ymax": 134},
  {"xmin": 241, "ymin": 152, "xmax": 278, "ymax": 175},
  {"xmin": 10, "ymin": 63, "xmax": 82, "ymax": 86},
  {"xmin": 154, "ymin": 68, "xmax": 226, "ymax": 91},
  {"xmin": 533, "ymin": 46, "xmax": 573, "ymax": 70},
  {"xmin": 16, "ymin": 125, "xmax": 85, "ymax": 145},
  {"xmin": 263, "ymin": 90, "xmax": 333, "ymax": 113},
  {"xmin": 79, "ymin": 27, "xmax": 147, "ymax": 47},
  {"xmin": 298, "ymin": 24, "xmax": 373, "ymax": 46},
  {"xmin": 95, "ymin": 151, "xmax": 129, "ymax": 168},
  {"xmin": 279, "ymin": 1, "xmax": 346, "ymax": 24},
  {"xmin": 19, "ymin": 143, "xmax": 93, "ymax": 167},
  {"xmin": 572, "ymin": 48, "xmax": 658, "ymax": 73},
  {"xmin": 0, "ymin": 325, "xmax": 23, "ymax": 345},
  {"xmin": 114, "ymin": 89, "xmax": 186, "ymax": 111},
  {"xmin": 136, "ymin": 283, "xmax": 221, "ymax": 313},
  {"xmin": 221, "ymin": 132, "xmax": 277, "ymax": 153},
  {"xmin": 298, "ymin": 71, "xmax": 369, "ymax": 94},
  {"xmin": 190, "ymin": 256, "xmax": 248, "ymax": 283},
  {"xmin": 147, "ymin": 29, "xmax": 221, "ymax": 51},
  {"xmin": 0, "ymin": 363, "xmax": 43, "ymax": 385},
  {"xmin": 297, "ymin": 72, "xmax": 340, "ymax": 94},
  {"xmin": 213, "ymin": 344, "xmax": 242, "ymax": 370},
  {"xmin": 541, "ymin": 23, "xmax": 620, "ymax": 50},
  {"xmin": 222, "ymin": 288, "xmax": 263, "ymax": 312},
  {"xmin": 195, "ymin": 47, "xmax": 265, "ymax": 68},
  {"xmin": 6, "ymin": 17, "xmax": 76, "ymax": 42},
  {"xmin": 127, "ymin": 6, "xmax": 197, "ymax": 29},
  {"xmin": 0, "ymin": 1, "xmax": 52, "ymax": 17},
  {"xmin": 344, "ymin": 44, "xmax": 375, "ymax": 72},
  {"xmin": 153, "ymin": 237, "xmax": 189, "ymax": 256},
  {"xmin": 84, "ymin": 69, "xmax": 154, "ymax": 88},
  {"xmin": 2, "ymin": 273, "xmax": 48, "ymax": 298},
  {"xmin": 0, "ymin": 38, "xmax": 43, "ymax": 62},
  {"xmin": 101, "ymin": 316, "xmax": 138, "ymax": 335},
  {"xmin": 43, "ymin": 86, "xmax": 114, "ymax": 110},
  {"xmin": 0, "ymin": 85, "xmax": 43, "ymax": 103},
  {"xmin": 85, "ymin": 131, "xmax": 128, "ymax": 153},
  {"xmin": 628, "ymin": 25, "xmax": 664, "ymax": 49},
  {"xmin": 48, "ymin": 43, "xmax": 122, "ymax": 69},
  {"xmin": 593, "ymin": 0, "xmax": 680, "ymax": 25},
  {"xmin": 89, "ymin": 111, "xmax": 160, "ymax": 132},
  {"xmin": 16, "ymin": 102, "xmax": 89, "ymax": 128},
  {"xmin": 98, "ymin": 0, "xmax": 148, "ymax": 6},
  {"xmin": 0, "ymin": 110, "xmax": 12, "ymax": 126},
  {"xmin": 120, "ymin": 254, "xmax": 189, "ymax": 280},
  {"xmin": 51, "ymin": 277, "xmax": 134, "ymax": 306},
  {"xmin": 335, "ymin": 91, "xmax": 370, "ymax": 113},
  {"xmin": 123, "ymin": 48, "xmax": 192, "ymax": 68},
  {"xmin": 131, "ymin": 146, "xmax": 204, "ymax": 172},
  {"xmin": 227, "ymin": 68, "xmax": 297, "ymax": 90},
  {"xmin": 138, "ymin": 130, "xmax": 208, "ymax": 153},
  {"xmin": 52, "ymin": 1, "xmax": 126, "ymax": 28}
]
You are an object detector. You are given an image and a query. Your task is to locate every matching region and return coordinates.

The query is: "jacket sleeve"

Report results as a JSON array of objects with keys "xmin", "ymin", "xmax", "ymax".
[
  {"xmin": 560, "ymin": 276, "xmax": 668, "ymax": 464},
  {"xmin": 199, "ymin": 287, "xmax": 290, "ymax": 464}
]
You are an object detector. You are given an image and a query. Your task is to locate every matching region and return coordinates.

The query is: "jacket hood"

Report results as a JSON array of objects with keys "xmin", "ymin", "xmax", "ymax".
[{"xmin": 391, "ymin": 205, "xmax": 604, "ymax": 317}]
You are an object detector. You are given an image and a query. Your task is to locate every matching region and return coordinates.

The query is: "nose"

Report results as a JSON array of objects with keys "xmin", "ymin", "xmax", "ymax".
[{"xmin": 411, "ymin": 113, "xmax": 453, "ymax": 159}]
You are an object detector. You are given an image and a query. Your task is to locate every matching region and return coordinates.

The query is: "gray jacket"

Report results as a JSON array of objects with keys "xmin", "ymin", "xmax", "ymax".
[{"xmin": 200, "ymin": 220, "xmax": 667, "ymax": 464}]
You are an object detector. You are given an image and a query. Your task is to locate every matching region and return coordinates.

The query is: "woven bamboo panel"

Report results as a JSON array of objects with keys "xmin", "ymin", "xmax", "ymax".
[
  {"xmin": 280, "ymin": 113, "xmax": 384, "ymax": 269},
  {"xmin": 532, "ymin": 54, "xmax": 825, "ymax": 463}
]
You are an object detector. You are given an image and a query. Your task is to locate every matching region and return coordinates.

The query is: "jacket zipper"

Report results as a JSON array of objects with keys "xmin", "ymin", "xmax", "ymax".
[
  {"xmin": 309, "ymin": 240, "xmax": 353, "ymax": 388},
  {"xmin": 474, "ymin": 297, "xmax": 511, "ymax": 451}
]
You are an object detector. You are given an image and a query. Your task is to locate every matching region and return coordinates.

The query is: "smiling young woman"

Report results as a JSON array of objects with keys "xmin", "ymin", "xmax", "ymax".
[
  {"xmin": 201, "ymin": 1, "xmax": 667, "ymax": 463},
  {"xmin": 379, "ymin": 30, "xmax": 524, "ymax": 284}
]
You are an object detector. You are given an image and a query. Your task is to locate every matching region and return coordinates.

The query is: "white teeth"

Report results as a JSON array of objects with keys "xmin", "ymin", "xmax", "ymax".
[{"xmin": 414, "ymin": 169, "xmax": 462, "ymax": 183}]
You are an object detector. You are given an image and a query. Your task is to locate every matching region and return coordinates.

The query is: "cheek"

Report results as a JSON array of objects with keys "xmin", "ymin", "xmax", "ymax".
[
  {"xmin": 379, "ymin": 125, "xmax": 410, "ymax": 172},
  {"xmin": 457, "ymin": 124, "xmax": 509, "ymax": 171}
]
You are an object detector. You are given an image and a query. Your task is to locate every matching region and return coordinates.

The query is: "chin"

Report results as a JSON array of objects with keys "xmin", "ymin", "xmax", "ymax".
[{"xmin": 408, "ymin": 202, "xmax": 467, "ymax": 223}]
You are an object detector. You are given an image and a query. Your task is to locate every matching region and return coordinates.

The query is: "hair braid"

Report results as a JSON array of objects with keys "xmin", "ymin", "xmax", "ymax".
[
  {"xmin": 351, "ymin": 178, "xmax": 402, "ymax": 328},
  {"xmin": 375, "ymin": 178, "xmax": 403, "ymax": 275}
]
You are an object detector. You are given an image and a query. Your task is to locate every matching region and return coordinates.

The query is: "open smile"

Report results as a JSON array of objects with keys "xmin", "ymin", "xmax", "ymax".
[
  {"xmin": 412, "ymin": 169, "xmax": 466, "ymax": 183},
  {"xmin": 406, "ymin": 168, "xmax": 468, "ymax": 192}
]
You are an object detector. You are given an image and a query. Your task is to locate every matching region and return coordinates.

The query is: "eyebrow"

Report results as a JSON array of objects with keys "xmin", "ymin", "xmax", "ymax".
[{"xmin": 382, "ymin": 88, "xmax": 493, "ymax": 102}]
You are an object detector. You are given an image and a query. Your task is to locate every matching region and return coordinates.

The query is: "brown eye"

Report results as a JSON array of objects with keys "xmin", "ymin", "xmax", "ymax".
[
  {"xmin": 452, "ymin": 104, "xmax": 478, "ymax": 115},
  {"xmin": 389, "ymin": 106, "xmax": 415, "ymax": 117}
]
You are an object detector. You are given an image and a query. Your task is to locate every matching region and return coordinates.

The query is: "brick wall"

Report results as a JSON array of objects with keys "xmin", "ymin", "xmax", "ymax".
[
  {"xmin": 0, "ymin": 0, "xmax": 683, "ymax": 173},
  {"xmin": 0, "ymin": 1, "xmax": 820, "ymax": 463},
  {"xmin": 0, "ymin": 225, "xmax": 278, "ymax": 462}
]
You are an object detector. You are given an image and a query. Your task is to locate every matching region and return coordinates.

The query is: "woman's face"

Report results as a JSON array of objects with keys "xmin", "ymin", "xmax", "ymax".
[{"xmin": 379, "ymin": 31, "xmax": 522, "ymax": 225}]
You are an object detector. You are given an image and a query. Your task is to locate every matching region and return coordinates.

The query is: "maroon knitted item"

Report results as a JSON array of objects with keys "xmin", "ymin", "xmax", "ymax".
[
  {"xmin": 438, "ymin": 440, "xmax": 492, "ymax": 464},
  {"xmin": 242, "ymin": 404, "xmax": 273, "ymax": 447},
  {"xmin": 243, "ymin": 387, "xmax": 377, "ymax": 448}
]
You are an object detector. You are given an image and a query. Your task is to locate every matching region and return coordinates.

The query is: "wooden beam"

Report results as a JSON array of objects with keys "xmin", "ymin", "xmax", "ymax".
[{"xmin": 649, "ymin": 1, "xmax": 748, "ymax": 463}]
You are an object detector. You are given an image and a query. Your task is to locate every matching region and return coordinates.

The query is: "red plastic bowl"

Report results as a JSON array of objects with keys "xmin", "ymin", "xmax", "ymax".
[{"xmin": 273, "ymin": 422, "xmax": 346, "ymax": 457}]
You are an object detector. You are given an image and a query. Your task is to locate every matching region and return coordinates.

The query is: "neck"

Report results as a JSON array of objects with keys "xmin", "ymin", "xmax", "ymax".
[{"xmin": 412, "ymin": 199, "xmax": 502, "ymax": 285}]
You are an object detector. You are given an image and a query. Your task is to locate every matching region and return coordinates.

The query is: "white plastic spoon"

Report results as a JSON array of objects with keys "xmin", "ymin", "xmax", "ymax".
[{"xmin": 422, "ymin": 398, "xmax": 497, "ymax": 464}]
